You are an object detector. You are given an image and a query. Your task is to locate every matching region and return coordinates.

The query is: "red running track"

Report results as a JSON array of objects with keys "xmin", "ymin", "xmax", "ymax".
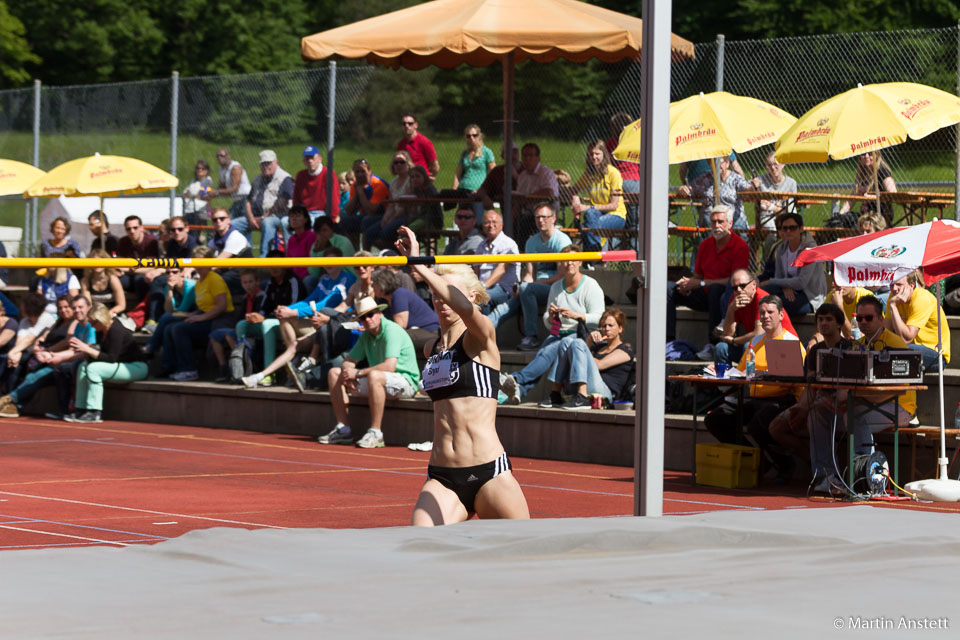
[{"xmin": 1, "ymin": 416, "xmax": 956, "ymax": 550}]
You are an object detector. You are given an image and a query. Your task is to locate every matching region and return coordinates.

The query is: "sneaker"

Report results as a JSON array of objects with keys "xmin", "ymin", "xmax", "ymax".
[
  {"xmin": 170, "ymin": 370, "xmax": 199, "ymax": 382},
  {"xmin": 355, "ymin": 428, "xmax": 385, "ymax": 449},
  {"xmin": 0, "ymin": 394, "xmax": 13, "ymax": 410},
  {"xmin": 241, "ymin": 373, "xmax": 262, "ymax": 388},
  {"xmin": 517, "ymin": 336, "xmax": 540, "ymax": 351},
  {"xmin": 140, "ymin": 320, "xmax": 157, "ymax": 335},
  {"xmin": 43, "ymin": 412, "xmax": 63, "ymax": 420},
  {"xmin": 297, "ymin": 356, "xmax": 317, "ymax": 373},
  {"xmin": 499, "ymin": 372, "xmax": 521, "ymax": 405},
  {"xmin": 260, "ymin": 374, "xmax": 274, "ymax": 387},
  {"xmin": 318, "ymin": 424, "xmax": 353, "ymax": 445},
  {"xmin": 285, "ymin": 361, "xmax": 306, "ymax": 393},
  {"xmin": 0, "ymin": 403, "xmax": 19, "ymax": 418},
  {"xmin": 561, "ymin": 393, "xmax": 592, "ymax": 410},
  {"xmin": 65, "ymin": 410, "xmax": 102, "ymax": 424},
  {"xmin": 696, "ymin": 343, "xmax": 716, "ymax": 361},
  {"xmin": 407, "ymin": 441, "xmax": 433, "ymax": 452},
  {"xmin": 813, "ymin": 475, "xmax": 842, "ymax": 495},
  {"xmin": 539, "ymin": 391, "xmax": 564, "ymax": 408}
]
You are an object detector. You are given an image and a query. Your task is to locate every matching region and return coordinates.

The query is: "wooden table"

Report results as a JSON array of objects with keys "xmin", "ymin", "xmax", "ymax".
[{"xmin": 668, "ymin": 373, "xmax": 925, "ymax": 490}]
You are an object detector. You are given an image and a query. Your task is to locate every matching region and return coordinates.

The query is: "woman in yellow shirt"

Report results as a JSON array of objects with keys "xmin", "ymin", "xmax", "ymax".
[{"xmin": 570, "ymin": 139, "xmax": 626, "ymax": 251}]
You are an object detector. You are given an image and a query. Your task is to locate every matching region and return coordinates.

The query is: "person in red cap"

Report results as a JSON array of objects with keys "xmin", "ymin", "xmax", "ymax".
[{"xmin": 291, "ymin": 145, "xmax": 339, "ymax": 227}]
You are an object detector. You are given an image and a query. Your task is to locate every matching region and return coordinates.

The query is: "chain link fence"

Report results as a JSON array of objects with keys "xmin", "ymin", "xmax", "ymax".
[{"xmin": 0, "ymin": 26, "xmax": 957, "ymax": 263}]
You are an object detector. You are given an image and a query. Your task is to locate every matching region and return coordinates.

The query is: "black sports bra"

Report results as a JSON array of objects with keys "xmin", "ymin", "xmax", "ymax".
[{"xmin": 422, "ymin": 331, "xmax": 499, "ymax": 401}]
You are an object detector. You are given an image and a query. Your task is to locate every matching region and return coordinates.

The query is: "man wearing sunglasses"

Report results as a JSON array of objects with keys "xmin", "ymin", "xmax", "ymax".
[
  {"xmin": 716, "ymin": 268, "xmax": 797, "ymax": 365},
  {"xmin": 397, "ymin": 113, "xmax": 439, "ymax": 178},
  {"xmin": 807, "ymin": 296, "xmax": 916, "ymax": 492},
  {"xmin": 443, "ymin": 206, "xmax": 483, "ymax": 256},
  {"xmin": 212, "ymin": 148, "xmax": 251, "ymax": 221}
]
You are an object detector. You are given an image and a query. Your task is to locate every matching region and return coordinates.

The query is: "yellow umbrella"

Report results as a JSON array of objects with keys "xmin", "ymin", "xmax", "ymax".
[
  {"xmin": 0, "ymin": 159, "xmax": 46, "ymax": 197},
  {"xmin": 774, "ymin": 82, "xmax": 960, "ymax": 164},
  {"xmin": 613, "ymin": 91, "xmax": 797, "ymax": 196},
  {"xmin": 24, "ymin": 153, "xmax": 178, "ymax": 198}
]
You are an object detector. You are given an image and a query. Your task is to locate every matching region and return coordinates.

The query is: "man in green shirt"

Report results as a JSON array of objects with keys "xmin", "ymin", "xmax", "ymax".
[{"xmin": 320, "ymin": 297, "xmax": 420, "ymax": 448}]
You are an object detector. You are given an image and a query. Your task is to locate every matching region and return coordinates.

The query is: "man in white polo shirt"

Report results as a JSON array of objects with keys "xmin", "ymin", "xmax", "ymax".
[{"xmin": 476, "ymin": 209, "xmax": 520, "ymax": 322}]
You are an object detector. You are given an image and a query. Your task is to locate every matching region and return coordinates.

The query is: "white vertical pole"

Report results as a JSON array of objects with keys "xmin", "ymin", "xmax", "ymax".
[
  {"xmin": 502, "ymin": 52, "xmax": 515, "ymax": 232},
  {"xmin": 31, "ymin": 79, "xmax": 41, "ymax": 253},
  {"xmin": 636, "ymin": 0, "xmax": 672, "ymax": 516},
  {"xmin": 327, "ymin": 61, "xmax": 337, "ymax": 216},
  {"xmin": 715, "ymin": 34, "xmax": 725, "ymax": 92},
  {"xmin": 169, "ymin": 71, "xmax": 180, "ymax": 218}
]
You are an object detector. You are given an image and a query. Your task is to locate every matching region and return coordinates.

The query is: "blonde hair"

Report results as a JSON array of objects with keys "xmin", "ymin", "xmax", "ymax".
[
  {"xmin": 433, "ymin": 263, "xmax": 490, "ymax": 306},
  {"xmin": 87, "ymin": 302, "xmax": 111, "ymax": 326},
  {"xmin": 45, "ymin": 252, "xmax": 70, "ymax": 284}
]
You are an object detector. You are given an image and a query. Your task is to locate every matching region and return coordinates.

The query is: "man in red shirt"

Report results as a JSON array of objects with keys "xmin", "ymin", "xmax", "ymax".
[
  {"xmin": 715, "ymin": 268, "xmax": 798, "ymax": 363},
  {"xmin": 397, "ymin": 113, "xmax": 439, "ymax": 178},
  {"xmin": 293, "ymin": 145, "xmax": 339, "ymax": 223},
  {"xmin": 666, "ymin": 205, "xmax": 749, "ymax": 343}
]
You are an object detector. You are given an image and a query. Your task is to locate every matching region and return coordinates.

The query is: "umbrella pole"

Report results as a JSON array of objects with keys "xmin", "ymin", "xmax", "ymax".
[
  {"xmin": 709, "ymin": 157, "xmax": 719, "ymax": 206},
  {"xmin": 99, "ymin": 195, "xmax": 105, "ymax": 252},
  {"xmin": 873, "ymin": 150, "xmax": 881, "ymax": 222},
  {"xmin": 502, "ymin": 52, "xmax": 515, "ymax": 236},
  {"xmin": 937, "ymin": 279, "xmax": 948, "ymax": 480}
]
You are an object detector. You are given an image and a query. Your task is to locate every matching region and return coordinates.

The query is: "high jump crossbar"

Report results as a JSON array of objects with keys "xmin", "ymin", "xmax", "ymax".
[{"xmin": 3, "ymin": 250, "xmax": 637, "ymax": 270}]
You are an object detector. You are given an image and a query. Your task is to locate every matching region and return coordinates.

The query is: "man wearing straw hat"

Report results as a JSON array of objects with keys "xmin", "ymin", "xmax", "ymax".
[{"xmin": 321, "ymin": 297, "xmax": 420, "ymax": 449}]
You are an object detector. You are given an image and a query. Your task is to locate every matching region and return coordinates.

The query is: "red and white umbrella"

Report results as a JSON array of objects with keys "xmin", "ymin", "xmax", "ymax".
[
  {"xmin": 795, "ymin": 219, "xmax": 960, "ymax": 498},
  {"xmin": 794, "ymin": 219, "xmax": 960, "ymax": 287}
]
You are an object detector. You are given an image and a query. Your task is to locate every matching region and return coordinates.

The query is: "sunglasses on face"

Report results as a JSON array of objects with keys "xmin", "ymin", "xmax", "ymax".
[
  {"xmin": 731, "ymin": 281, "xmax": 754, "ymax": 290},
  {"xmin": 172, "ymin": 226, "xmax": 186, "ymax": 232},
  {"xmin": 401, "ymin": 120, "xmax": 415, "ymax": 126},
  {"xmin": 856, "ymin": 313, "xmax": 875, "ymax": 322},
  {"xmin": 780, "ymin": 224, "xmax": 800, "ymax": 231},
  {"xmin": 455, "ymin": 214, "xmax": 474, "ymax": 220},
  {"xmin": 217, "ymin": 152, "xmax": 227, "ymax": 157},
  {"xmin": 212, "ymin": 216, "xmax": 229, "ymax": 222},
  {"xmin": 392, "ymin": 159, "xmax": 406, "ymax": 165}
]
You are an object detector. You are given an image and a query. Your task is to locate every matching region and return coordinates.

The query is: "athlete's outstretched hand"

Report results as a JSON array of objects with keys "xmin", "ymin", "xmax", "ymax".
[{"xmin": 395, "ymin": 226, "xmax": 419, "ymax": 258}]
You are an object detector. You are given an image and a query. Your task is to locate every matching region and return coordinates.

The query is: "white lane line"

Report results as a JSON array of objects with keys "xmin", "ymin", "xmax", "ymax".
[
  {"xmin": 0, "ymin": 523, "xmax": 128, "ymax": 547},
  {"xmin": 0, "ymin": 490, "xmax": 290, "ymax": 529}
]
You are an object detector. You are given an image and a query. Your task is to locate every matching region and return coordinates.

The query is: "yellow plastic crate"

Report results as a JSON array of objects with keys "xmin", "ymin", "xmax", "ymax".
[{"xmin": 696, "ymin": 442, "xmax": 760, "ymax": 489}]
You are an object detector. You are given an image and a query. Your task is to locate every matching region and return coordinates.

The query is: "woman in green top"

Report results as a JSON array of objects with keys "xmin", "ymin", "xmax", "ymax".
[{"xmin": 453, "ymin": 124, "xmax": 495, "ymax": 192}]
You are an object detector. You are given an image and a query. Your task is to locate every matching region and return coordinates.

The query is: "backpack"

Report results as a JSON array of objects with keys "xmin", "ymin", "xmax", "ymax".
[{"xmin": 229, "ymin": 338, "xmax": 255, "ymax": 380}]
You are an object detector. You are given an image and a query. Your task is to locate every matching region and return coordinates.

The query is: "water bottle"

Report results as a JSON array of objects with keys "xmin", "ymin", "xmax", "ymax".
[
  {"xmin": 954, "ymin": 402, "xmax": 960, "ymax": 430},
  {"xmin": 745, "ymin": 344, "xmax": 756, "ymax": 378},
  {"xmin": 850, "ymin": 315, "xmax": 862, "ymax": 340}
]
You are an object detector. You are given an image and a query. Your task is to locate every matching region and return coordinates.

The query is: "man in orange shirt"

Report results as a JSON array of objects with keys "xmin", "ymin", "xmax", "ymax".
[
  {"xmin": 704, "ymin": 295, "xmax": 804, "ymax": 482},
  {"xmin": 339, "ymin": 158, "xmax": 390, "ymax": 249}
]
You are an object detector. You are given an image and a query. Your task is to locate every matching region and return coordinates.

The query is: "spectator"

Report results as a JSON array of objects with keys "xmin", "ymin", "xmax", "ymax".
[
  {"xmin": 0, "ymin": 295, "xmax": 96, "ymax": 419},
  {"xmin": 769, "ymin": 303, "xmax": 852, "ymax": 481},
  {"xmin": 182, "ymin": 159, "xmax": 213, "ymax": 228},
  {"xmin": 500, "ymin": 245, "xmax": 605, "ymax": 405},
  {"xmin": 809, "ymin": 285, "xmax": 874, "ymax": 347},
  {"xmin": 477, "ymin": 143, "xmax": 521, "ymax": 210},
  {"xmin": 87, "ymin": 210, "xmax": 119, "ymax": 256},
  {"xmin": 321, "ymin": 296, "xmax": 420, "ymax": 448},
  {"xmin": 717, "ymin": 268, "xmax": 797, "ymax": 365},
  {"xmin": 371, "ymin": 268, "xmax": 439, "ymax": 353},
  {"xmin": 116, "ymin": 215, "xmax": 159, "ymax": 305},
  {"xmin": 162, "ymin": 246, "xmax": 233, "ymax": 381},
  {"xmin": 857, "ymin": 211, "xmax": 886, "ymax": 235},
  {"xmin": 210, "ymin": 270, "xmax": 265, "ymax": 383},
  {"xmin": 569, "ymin": 139, "xmax": 626, "ymax": 252},
  {"xmin": 140, "ymin": 215, "xmax": 198, "ymax": 326},
  {"xmin": 492, "ymin": 202, "xmax": 572, "ymax": 350},
  {"xmin": 293, "ymin": 145, "xmax": 339, "ymax": 224},
  {"xmin": 241, "ymin": 246, "xmax": 354, "ymax": 389},
  {"xmin": 212, "ymin": 148, "xmax": 251, "ymax": 221},
  {"xmin": 514, "ymin": 142, "xmax": 560, "ymax": 246},
  {"xmin": 207, "ymin": 206, "xmax": 253, "ymax": 295},
  {"xmin": 541, "ymin": 306, "xmax": 635, "ymax": 409},
  {"xmin": 156, "ymin": 219, "xmax": 173, "ymax": 257},
  {"xmin": 63, "ymin": 302, "xmax": 148, "ymax": 424},
  {"xmin": 837, "ymin": 152, "xmax": 897, "ymax": 228},
  {"xmin": 340, "ymin": 158, "xmax": 390, "ymax": 248},
  {"xmin": 366, "ymin": 151, "xmax": 414, "ymax": 250},
  {"xmin": 666, "ymin": 205, "xmax": 748, "ymax": 343},
  {"xmin": 679, "ymin": 155, "xmax": 751, "ymax": 229},
  {"xmin": 809, "ymin": 296, "xmax": 914, "ymax": 492},
  {"xmin": 397, "ymin": 112, "xmax": 439, "ymax": 177},
  {"xmin": 36, "ymin": 253, "xmax": 81, "ymax": 320},
  {"xmin": 234, "ymin": 252, "xmax": 305, "ymax": 380},
  {"xmin": 453, "ymin": 123, "xmax": 495, "ymax": 216},
  {"xmin": 886, "ymin": 270, "xmax": 950, "ymax": 372},
  {"xmin": 605, "ymin": 112, "xmax": 640, "ymax": 231},
  {"xmin": 40, "ymin": 216, "xmax": 85, "ymax": 259},
  {"xmin": 284, "ymin": 205, "xmax": 316, "ymax": 282},
  {"xmin": 403, "ymin": 166, "xmax": 443, "ymax": 237},
  {"xmin": 163, "ymin": 215, "xmax": 199, "ymax": 260},
  {"xmin": 679, "ymin": 152, "xmax": 744, "ymax": 197},
  {"xmin": 307, "ymin": 216, "xmax": 355, "ymax": 289},
  {"xmin": 476, "ymin": 210, "xmax": 520, "ymax": 321},
  {"xmin": 759, "ymin": 212, "xmax": 826, "ymax": 318},
  {"xmin": 237, "ymin": 150, "xmax": 292, "ymax": 256},
  {"xmin": 0, "ymin": 302, "xmax": 19, "ymax": 390},
  {"xmin": 142, "ymin": 266, "xmax": 196, "ymax": 358},
  {"xmin": 703, "ymin": 295, "xmax": 803, "ymax": 482},
  {"xmin": 750, "ymin": 151, "xmax": 799, "ymax": 234},
  {"xmin": 337, "ymin": 171, "xmax": 355, "ymax": 219},
  {"xmin": 443, "ymin": 206, "xmax": 483, "ymax": 256},
  {"xmin": 5, "ymin": 293, "xmax": 57, "ymax": 380},
  {"xmin": 80, "ymin": 250, "xmax": 126, "ymax": 318}
]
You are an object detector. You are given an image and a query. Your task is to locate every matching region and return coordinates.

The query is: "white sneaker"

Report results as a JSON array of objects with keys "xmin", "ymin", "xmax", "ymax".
[
  {"xmin": 355, "ymin": 428, "xmax": 385, "ymax": 449},
  {"xmin": 318, "ymin": 425, "xmax": 352, "ymax": 445},
  {"xmin": 407, "ymin": 441, "xmax": 433, "ymax": 452},
  {"xmin": 297, "ymin": 356, "xmax": 317, "ymax": 373},
  {"xmin": 499, "ymin": 372, "xmax": 521, "ymax": 405},
  {"xmin": 517, "ymin": 336, "xmax": 540, "ymax": 351},
  {"xmin": 696, "ymin": 344, "xmax": 715, "ymax": 361},
  {"xmin": 241, "ymin": 373, "xmax": 261, "ymax": 389}
]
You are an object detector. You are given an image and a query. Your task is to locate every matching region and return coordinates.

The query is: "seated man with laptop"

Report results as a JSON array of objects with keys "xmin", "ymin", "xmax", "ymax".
[
  {"xmin": 704, "ymin": 294, "xmax": 805, "ymax": 483},
  {"xmin": 807, "ymin": 295, "xmax": 917, "ymax": 493}
]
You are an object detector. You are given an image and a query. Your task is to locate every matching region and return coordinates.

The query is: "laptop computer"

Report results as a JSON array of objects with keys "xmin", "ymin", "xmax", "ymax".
[{"xmin": 763, "ymin": 338, "xmax": 807, "ymax": 382}]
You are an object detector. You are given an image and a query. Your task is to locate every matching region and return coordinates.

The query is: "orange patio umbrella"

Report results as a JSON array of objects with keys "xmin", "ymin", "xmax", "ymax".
[{"xmin": 301, "ymin": 0, "xmax": 694, "ymax": 225}]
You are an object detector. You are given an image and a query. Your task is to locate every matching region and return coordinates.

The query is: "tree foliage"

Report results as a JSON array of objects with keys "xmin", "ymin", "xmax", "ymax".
[{"xmin": 0, "ymin": 1, "xmax": 39, "ymax": 88}]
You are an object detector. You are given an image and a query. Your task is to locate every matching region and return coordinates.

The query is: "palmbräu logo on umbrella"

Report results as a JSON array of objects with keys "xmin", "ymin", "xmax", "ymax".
[{"xmin": 870, "ymin": 245, "xmax": 907, "ymax": 259}]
